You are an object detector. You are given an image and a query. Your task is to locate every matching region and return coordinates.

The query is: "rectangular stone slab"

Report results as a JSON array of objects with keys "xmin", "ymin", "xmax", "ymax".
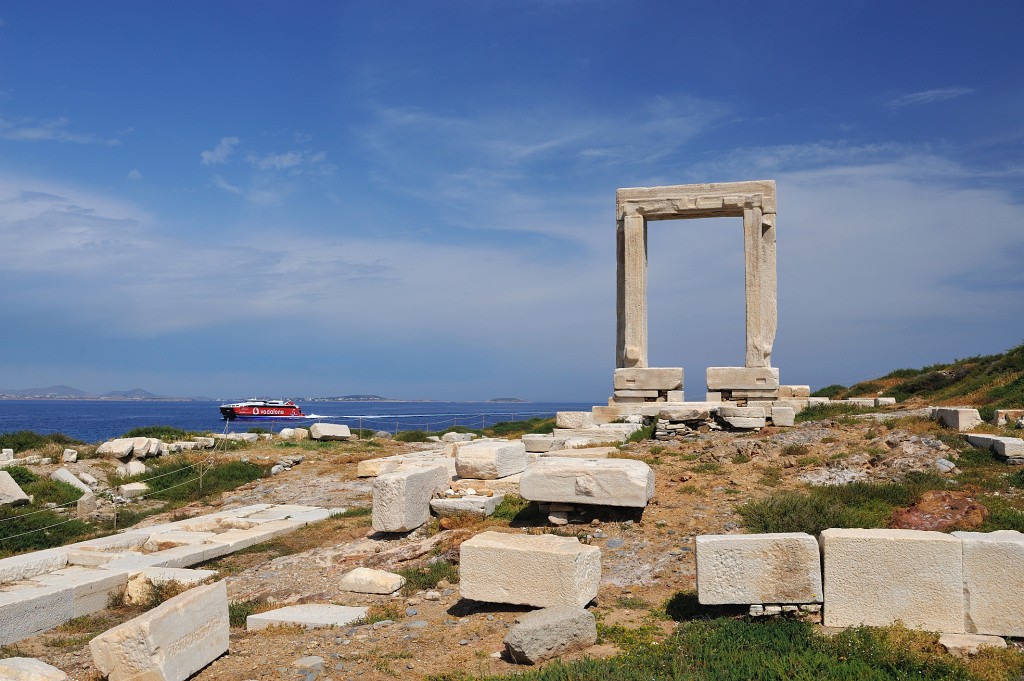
[
  {"xmin": 613, "ymin": 367, "xmax": 683, "ymax": 391},
  {"xmin": 519, "ymin": 458, "xmax": 654, "ymax": 508},
  {"xmin": 820, "ymin": 528, "xmax": 963, "ymax": 632},
  {"xmin": 90, "ymin": 580, "xmax": 229, "ymax": 681},
  {"xmin": 953, "ymin": 530, "xmax": 1024, "ymax": 636},
  {"xmin": 934, "ymin": 408, "xmax": 983, "ymax": 432},
  {"xmin": 460, "ymin": 531, "xmax": 601, "ymax": 608},
  {"xmin": 455, "ymin": 440, "xmax": 527, "ymax": 480},
  {"xmin": 696, "ymin": 533, "xmax": 822, "ymax": 605},
  {"xmin": 247, "ymin": 604, "xmax": 368, "ymax": 630},
  {"xmin": 706, "ymin": 367, "xmax": 780, "ymax": 390}
]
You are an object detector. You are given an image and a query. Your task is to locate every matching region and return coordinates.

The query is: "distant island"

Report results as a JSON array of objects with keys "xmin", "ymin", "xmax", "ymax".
[
  {"xmin": 487, "ymin": 397, "xmax": 528, "ymax": 403},
  {"xmin": 305, "ymin": 395, "xmax": 391, "ymax": 402},
  {"xmin": 0, "ymin": 385, "xmax": 192, "ymax": 401}
]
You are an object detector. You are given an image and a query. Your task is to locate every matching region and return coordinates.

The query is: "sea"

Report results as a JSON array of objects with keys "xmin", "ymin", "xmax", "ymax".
[{"xmin": 0, "ymin": 400, "xmax": 599, "ymax": 444}]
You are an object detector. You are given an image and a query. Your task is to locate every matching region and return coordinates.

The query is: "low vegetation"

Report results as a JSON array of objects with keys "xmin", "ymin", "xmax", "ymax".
[
  {"xmin": 0, "ymin": 430, "xmax": 84, "ymax": 454},
  {"xmin": 433, "ymin": 616, "xmax": 1024, "ymax": 680}
]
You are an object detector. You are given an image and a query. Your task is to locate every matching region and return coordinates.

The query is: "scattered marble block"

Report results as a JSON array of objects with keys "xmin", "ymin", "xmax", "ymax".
[
  {"xmin": 117, "ymin": 482, "xmax": 149, "ymax": 499},
  {"xmin": 452, "ymin": 474, "xmax": 521, "ymax": 496},
  {"xmin": 90, "ymin": 580, "xmax": 228, "ymax": 681},
  {"xmin": 807, "ymin": 397, "xmax": 830, "ymax": 406},
  {"xmin": 519, "ymin": 458, "xmax": 655, "ymax": 508},
  {"xmin": 61, "ymin": 449, "xmax": 77, "ymax": 463},
  {"xmin": 430, "ymin": 494, "xmax": 504, "ymax": 517},
  {"xmin": 717, "ymin": 406, "xmax": 766, "ymax": 429},
  {"xmin": 875, "ymin": 397, "xmax": 897, "ymax": 406},
  {"xmin": 338, "ymin": 567, "xmax": 406, "ymax": 594},
  {"xmin": 952, "ymin": 530, "xmax": 1024, "ymax": 636},
  {"xmin": 934, "ymin": 407, "xmax": 983, "ymax": 432},
  {"xmin": 0, "ymin": 657, "xmax": 69, "ymax": 680},
  {"xmin": 125, "ymin": 460, "xmax": 147, "ymax": 476},
  {"xmin": 539, "ymin": 446, "xmax": 614, "ymax": 459},
  {"xmin": 0, "ymin": 471, "xmax": 30, "ymax": 506},
  {"xmin": 460, "ymin": 531, "xmax": 601, "ymax": 608},
  {"xmin": 521, "ymin": 434, "xmax": 568, "ymax": 453},
  {"xmin": 372, "ymin": 465, "xmax": 449, "ymax": 533},
  {"xmin": 503, "ymin": 606, "xmax": 597, "ymax": 664},
  {"xmin": 357, "ymin": 452, "xmax": 455, "ymax": 478},
  {"xmin": 964, "ymin": 434, "xmax": 1024, "ymax": 462},
  {"xmin": 770, "ymin": 407, "xmax": 795, "ymax": 427},
  {"xmin": 992, "ymin": 409, "xmax": 1024, "ymax": 427},
  {"xmin": 455, "ymin": 440, "xmax": 527, "ymax": 480},
  {"xmin": 247, "ymin": 604, "xmax": 368, "ymax": 631},
  {"xmin": 939, "ymin": 633, "xmax": 1007, "ymax": 656},
  {"xmin": 555, "ymin": 412, "xmax": 593, "ymax": 429},
  {"xmin": 845, "ymin": 398, "xmax": 876, "ymax": 408},
  {"xmin": 820, "ymin": 528, "xmax": 963, "ymax": 632},
  {"xmin": 309, "ymin": 423, "xmax": 351, "ymax": 441},
  {"xmin": 96, "ymin": 438, "xmax": 135, "ymax": 458},
  {"xmin": 696, "ymin": 533, "xmax": 822, "ymax": 605}
]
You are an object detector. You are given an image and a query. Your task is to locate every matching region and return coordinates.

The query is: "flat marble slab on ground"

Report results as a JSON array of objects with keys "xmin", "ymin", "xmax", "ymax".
[{"xmin": 246, "ymin": 604, "xmax": 368, "ymax": 630}]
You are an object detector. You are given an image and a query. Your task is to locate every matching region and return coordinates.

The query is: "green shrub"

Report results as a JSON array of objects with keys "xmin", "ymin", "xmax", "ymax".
[
  {"xmin": 0, "ymin": 506, "xmax": 94, "ymax": 557},
  {"xmin": 486, "ymin": 417, "xmax": 555, "ymax": 437},
  {"xmin": 245, "ymin": 427, "xmax": 271, "ymax": 435},
  {"xmin": 112, "ymin": 458, "xmax": 268, "ymax": 504},
  {"xmin": 228, "ymin": 599, "xmax": 264, "ymax": 628},
  {"xmin": 627, "ymin": 423, "xmax": 656, "ymax": 443},
  {"xmin": 394, "ymin": 430, "xmax": 430, "ymax": 443},
  {"xmin": 491, "ymin": 494, "xmax": 543, "ymax": 524},
  {"xmin": 0, "ymin": 430, "xmax": 83, "ymax": 453},
  {"xmin": 2, "ymin": 465, "xmax": 38, "ymax": 486},
  {"xmin": 737, "ymin": 473, "xmax": 947, "ymax": 535},
  {"xmin": 396, "ymin": 560, "xmax": 459, "ymax": 596},
  {"xmin": 811, "ymin": 384, "xmax": 846, "ymax": 398},
  {"xmin": 846, "ymin": 381, "xmax": 881, "ymax": 398},
  {"xmin": 121, "ymin": 426, "xmax": 198, "ymax": 441},
  {"xmin": 22, "ymin": 479, "xmax": 83, "ymax": 506},
  {"xmin": 795, "ymin": 402, "xmax": 874, "ymax": 423}
]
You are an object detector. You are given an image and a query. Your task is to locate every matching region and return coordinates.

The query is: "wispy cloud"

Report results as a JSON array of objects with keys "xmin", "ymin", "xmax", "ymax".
[
  {"xmin": 126, "ymin": 168, "xmax": 143, "ymax": 181},
  {"xmin": 0, "ymin": 116, "xmax": 120, "ymax": 145},
  {"xmin": 246, "ymin": 149, "xmax": 332, "ymax": 174},
  {"xmin": 887, "ymin": 87, "xmax": 973, "ymax": 109},
  {"xmin": 200, "ymin": 136, "xmax": 240, "ymax": 165}
]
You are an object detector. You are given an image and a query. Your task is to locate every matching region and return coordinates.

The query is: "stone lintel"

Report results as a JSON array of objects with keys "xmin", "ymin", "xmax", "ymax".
[
  {"xmin": 617, "ymin": 180, "xmax": 776, "ymax": 220},
  {"xmin": 707, "ymin": 367, "xmax": 780, "ymax": 390},
  {"xmin": 612, "ymin": 389, "xmax": 660, "ymax": 399},
  {"xmin": 613, "ymin": 367, "xmax": 683, "ymax": 391}
]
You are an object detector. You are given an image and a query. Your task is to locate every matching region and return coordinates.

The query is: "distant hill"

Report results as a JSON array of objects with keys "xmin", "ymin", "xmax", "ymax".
[
  {"xmin": 0, "ymin": 385, "xmax": 93, "ymax": 398},
  {"xmin": 488, "ymin": 397, "xmax": 528, "ymax": 403},
  {"xmin": 311, "ymin": 395, "xmax": 390, "ymax": 402},
  {"xmin": 100, "ymin": 388, "xmax": 161, "ymax": 399},
  {"xmin": 814, "ymin": 342, "xmax": 1024, "ymax": 419}
]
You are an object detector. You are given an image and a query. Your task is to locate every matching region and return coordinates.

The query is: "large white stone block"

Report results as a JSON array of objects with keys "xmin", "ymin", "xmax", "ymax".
[
  {"xmin": 0, "ymin": 657, "xmax": 69, "ymax": 680},
  {"xmin": 455, "ymin": 440, "xmax": 527, "ymax": 479},
  {"xmin": 0, "ymin": 549, "xmax": 69, "ymax": 585},
  {"xmin": 770, "ymin": 407, "xmax": 795, "ymax": 427},
  {"xmin": 555, "ymin": 412, "xmax": 593, "ymax": 429},
  {"xmin": 372, "ymin": 465, "xmax": 449, "ymax": 532},
  {"xmin": 820, "ymin": 528, "xmax": 964, "ymax": 632},
  {"xmin": 0, "ymin": 470, "xmax": 30, "ymax": 506},
  {"xmin": 706, "ymin": 367, "xmax": 780, "ymax": 390},
  {"xmin": 90, "ymin": 580, "xmax": 229, "ymax": 681},
  {"xmin": 696, "ymin": 533, "xmax": 822, "ymax": 605},
  {"xmin": 613, "ymin": 367, "xmax": 683, "ymax": 391},
  {"xmin": 935, "ymin": 408, "xmax": 983, "ymax": 432},
  {"xmin": 519, "ymin": 458, "xmax": 654, "ymax": 508},
  {"xmin": 96, "ymin": 438, "xmax": 135, "ymax": 458},
  {"xmin": 430, "ymin": 494, "xmax": 504, "ymax": 517},
  {"xmin": 717, "ymin": 406, "xmax": 766, "ymax": 429},
  {"xmin": 35, "ymin": 567, "xmax": 131, "ymax": 618},
  {"xmin": 953, "ymin": 530, "xmax": 1024, "ymax": 636},
  {"xmin": 0, "ymin": 584, "xmax": 73, "ymax": 645},
  {"xmin": 460, "ymin": 531, "xmax": 601, "ymax": 608},
  {"xmin": 309, "ymin": 423, "xmax": 352, "ymax": 441},
  {"xmin": 521, "ymin": 434, "xmax": 568, "ymax": 453},
  {"xmin": 50, "ymin": 468, "xmax": 92, "ymax": 495}
]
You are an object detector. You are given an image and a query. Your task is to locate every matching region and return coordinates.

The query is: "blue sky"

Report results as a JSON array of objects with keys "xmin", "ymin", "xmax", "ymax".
[{"xmin": 0, "ymin": 1, "xmax": 1021, "ymax": 401}]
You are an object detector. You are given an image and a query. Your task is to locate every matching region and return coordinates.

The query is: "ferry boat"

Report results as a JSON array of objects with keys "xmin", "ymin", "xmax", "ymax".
[{"xmin": 219, "ymin": 399, "xmax": 307, "ymax": 420}]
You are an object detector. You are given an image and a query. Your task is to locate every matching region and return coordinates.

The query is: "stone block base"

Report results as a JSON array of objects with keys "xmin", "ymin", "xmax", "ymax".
[
  {"xmin": 520, "ymin": 458, "xmax": 655, "ymax": 507},
  {"xmin": 706, "ymin": 367, "xmax": 780, "ymax": 390},
  {"xmin": 696, "ymin": 533, "xmax": 822, "ymax": 605},
  {"xmin": 820, "ymin": 528, "xmax": 963, "ymax": 632}
]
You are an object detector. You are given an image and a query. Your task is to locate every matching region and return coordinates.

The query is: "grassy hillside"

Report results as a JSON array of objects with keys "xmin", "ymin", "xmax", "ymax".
[{"xmin": 814, "ymin": 342, "xmax": 1024, "ymax": 419}]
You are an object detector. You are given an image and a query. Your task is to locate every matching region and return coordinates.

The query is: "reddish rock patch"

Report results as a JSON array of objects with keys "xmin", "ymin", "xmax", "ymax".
[{"xmin": 889, "ymin": 490, "xmax": 989, "ymax": 532}]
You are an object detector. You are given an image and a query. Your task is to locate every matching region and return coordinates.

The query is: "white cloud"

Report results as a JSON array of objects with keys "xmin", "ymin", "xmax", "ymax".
[
  {"xmin": 212, "ymin": 174, "xmax": 243, "ymax": 194},
  {"xmin": 887, "ymin": 87, "xmax": 973, "ymax": 109},
  {"xmin": 248, "ymin": 151, "xmax": 302, "ymax": 171},
  {"xmin": 126, "ymin": 168, "xmax": 143, "ymax": 181},
  {"xmin": 0, "ymin": 115, "xmax": 120, "ymax": 145},
  {"xmin": 200, "ymin": 136, "xmax": 240, "ymax": 165}
]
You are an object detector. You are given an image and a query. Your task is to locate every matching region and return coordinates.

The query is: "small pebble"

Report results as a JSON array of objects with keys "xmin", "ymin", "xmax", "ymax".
[
  {"xmin": 459, "ymin": 639, "xmax": 469, "ymax": 646},
  {"xmin": 406, "ymin": 607, "xmax": 418, "ymax": 616}
]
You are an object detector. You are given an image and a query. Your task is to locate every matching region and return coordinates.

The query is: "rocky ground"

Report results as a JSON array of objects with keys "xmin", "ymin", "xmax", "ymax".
[{"xmin": 7, "ymin": 408, "xmax": 1021, "ymax": 680}]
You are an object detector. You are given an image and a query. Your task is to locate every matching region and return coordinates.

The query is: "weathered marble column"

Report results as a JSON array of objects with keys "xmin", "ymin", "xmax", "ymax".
[
  {"xmin": 760, "ymin": 212, "xmax": 777, "ymax": 366},
  {"xmin": 743, "ymin": 207, "xmax": 766, "ymax": 367},
  {"xmin": 616, "ymin": 213, "xmax": 648, "ymax": 368}
]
